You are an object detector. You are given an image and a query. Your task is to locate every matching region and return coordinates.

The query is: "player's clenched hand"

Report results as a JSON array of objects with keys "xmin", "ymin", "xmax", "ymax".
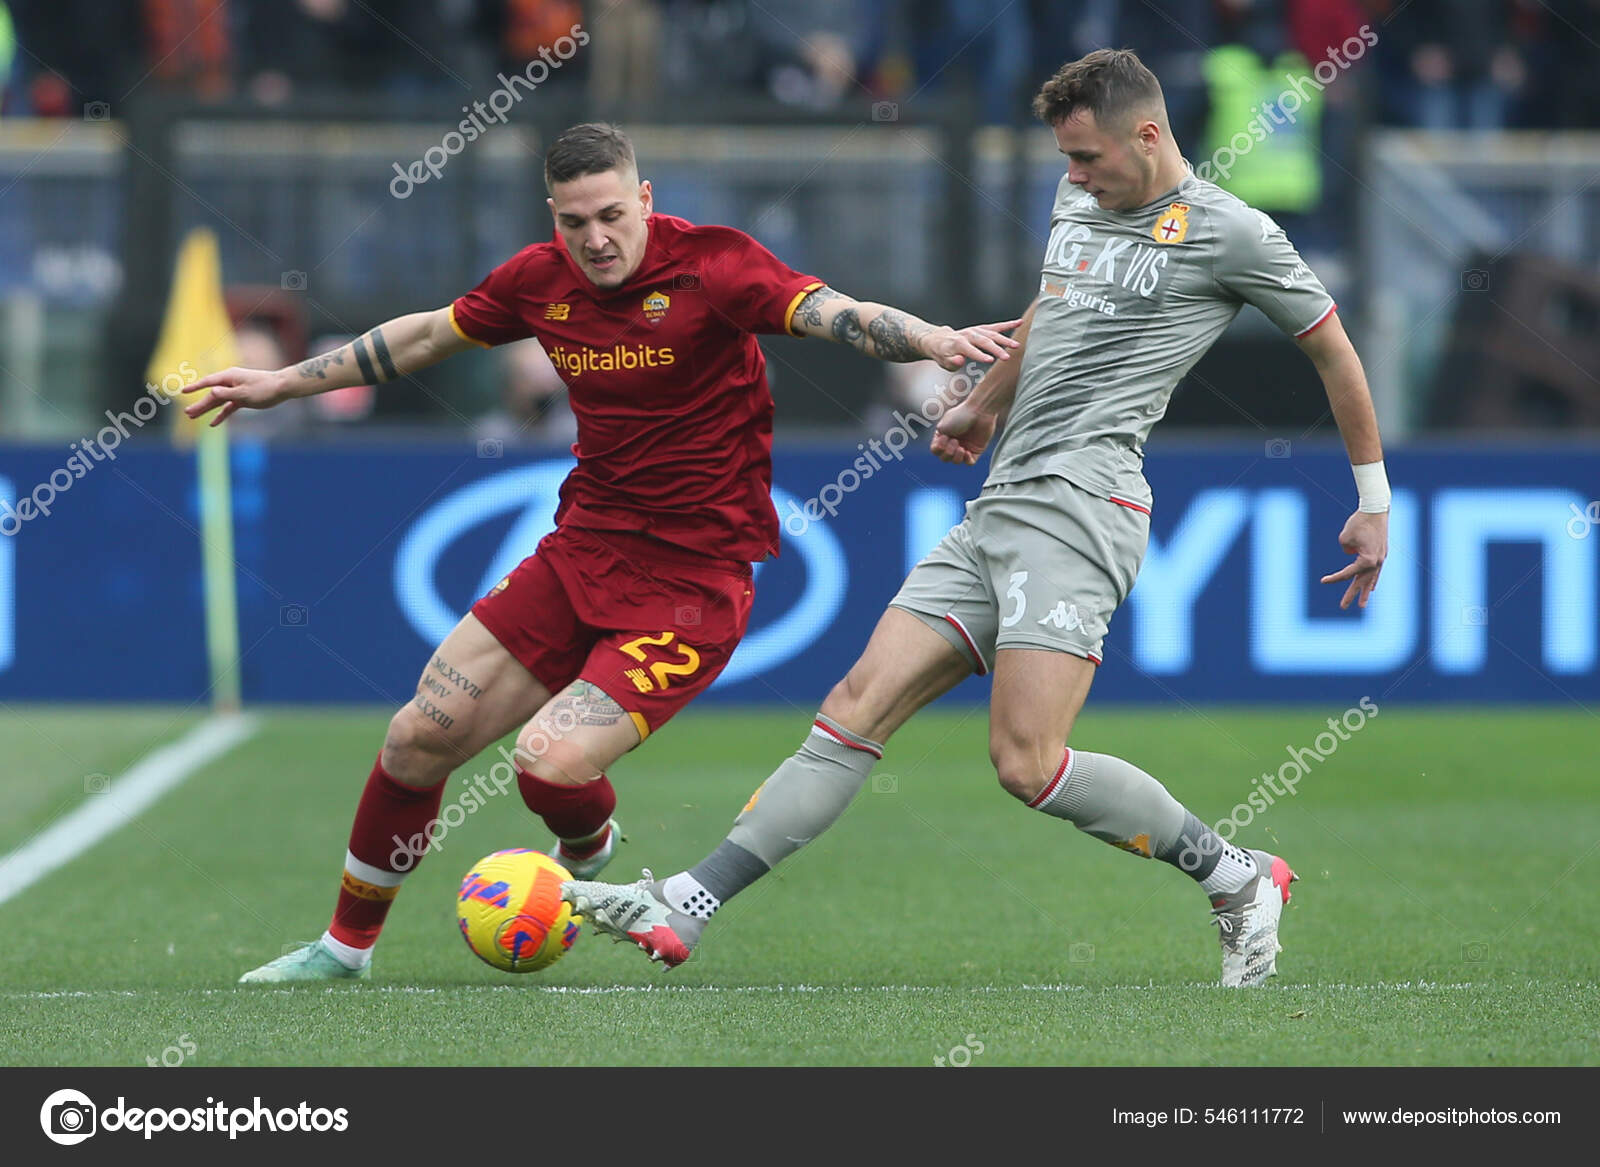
[
  {"xmin": 182, "ymin": 367, "xmax": 294, "ymax": 427},
  {"xmin": 921, "ymin": 319, "xmax": 1022, "ymax": 371},
  {"xmin": 1320, "ymin": 510, "xmax": 1388, "ymax": 609},
  {"xmin": 930, "ymin": 401, "xmax": 996, "ymax": 465}
]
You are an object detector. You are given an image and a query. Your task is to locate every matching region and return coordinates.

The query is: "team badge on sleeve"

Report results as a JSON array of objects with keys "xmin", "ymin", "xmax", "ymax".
[{"xmin": 1152, "ymin": 203, "xmax": 1190, "ymax": 244}]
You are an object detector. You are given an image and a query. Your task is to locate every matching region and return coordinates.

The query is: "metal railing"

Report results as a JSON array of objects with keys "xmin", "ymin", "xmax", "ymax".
[{"xmin": 1361, "ymin": 130, "xmax": 1600, "ymax": 437}]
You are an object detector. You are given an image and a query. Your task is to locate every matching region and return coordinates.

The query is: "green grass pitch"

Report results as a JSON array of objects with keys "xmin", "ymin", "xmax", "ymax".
[{"xmin": 1, "ymin": 705, "xmax": 1595, "ymax": 1066}]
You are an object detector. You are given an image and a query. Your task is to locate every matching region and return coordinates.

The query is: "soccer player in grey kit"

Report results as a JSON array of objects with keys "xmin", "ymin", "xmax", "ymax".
[{"xmin": 568, "ymin": 49, "xmax": 1390, "ymax": 986}]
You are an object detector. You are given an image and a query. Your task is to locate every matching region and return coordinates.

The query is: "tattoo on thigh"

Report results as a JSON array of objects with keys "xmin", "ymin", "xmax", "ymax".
[
  {"xmin": 549, "ymin": 681, "xmax": 626, "ymax": 728},
  {"xmin": 430, "ymin": 655, "xmax": 483, "ymax": 699},
  {"xmin": 413, "ymin": 693, "xmax": 455, "ymax": 729}
]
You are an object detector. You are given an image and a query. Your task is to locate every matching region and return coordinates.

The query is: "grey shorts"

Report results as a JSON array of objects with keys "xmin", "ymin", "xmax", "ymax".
[{"xmin": 889, "ymin": 474, "xmax": 1150, "ymax": 672}]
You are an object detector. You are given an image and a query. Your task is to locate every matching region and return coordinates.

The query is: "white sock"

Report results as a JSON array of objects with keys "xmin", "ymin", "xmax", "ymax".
[
  {"xmin": 1199, "ymin": 845, "xmax": 1259, "ymax": 896},
  {"xmin": 319, "ymin": 929, "xmax": 373, "ymax": 970},
  {"xmin": 661, "ymin": 872, "xmax": 720, "ymax": 920}
]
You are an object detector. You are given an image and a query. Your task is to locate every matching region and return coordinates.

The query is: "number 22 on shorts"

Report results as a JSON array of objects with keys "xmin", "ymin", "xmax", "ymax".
[{"xmin": 618, "ymin": 631, "xmax": 702, "ymax": 692}]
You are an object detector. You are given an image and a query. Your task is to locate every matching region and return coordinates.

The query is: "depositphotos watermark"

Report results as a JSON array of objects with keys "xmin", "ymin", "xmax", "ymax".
[
  {"xmin": 390, "ymin": 24, "xmax": 589, "ymax": 199},
  {"xmin": 933, "ymin": 1033, "xmax": 985, "ymax": 1067},
  {"xmin": 146, "ymin": 1034, "xmax": 197, "ymax": 1068},
  {"xmin": 1567, "ymin": 501, "xmax": 1599, "ymax": 539},
  {"xmin": 1215, "ymin": 697, "xmax": 1378, "ymax": 840},
  {"xmin": 1177, "ymin": 698, "xmax": 1378, "ymax": 871},
  {"xmin": 1194, "ymin": 25, "xmax": 1377, "ymax": 183},
  {"xmin": 1, "ymin": 362, "xmax": 197, "ymax": 537},
  {"xmin": 40, "ymin": 1088, "xmax": 348, "ymax": 1145},
  {"xmin": 388, "ymin": 709, "xmax": 579, "ymax": 870},
  {"xmin": 784, "ymin": 364, "xmax": 980, "ymax": 536}
]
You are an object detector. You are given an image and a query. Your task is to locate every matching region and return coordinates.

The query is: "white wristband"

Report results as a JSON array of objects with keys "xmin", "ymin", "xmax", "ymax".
[{"xmin": 1352, "ymin": 460, "xmax": 1390, "ymax": 513}]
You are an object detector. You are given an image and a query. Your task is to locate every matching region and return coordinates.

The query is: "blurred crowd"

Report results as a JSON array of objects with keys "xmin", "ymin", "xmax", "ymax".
[
  {"xmin": 0, "ymin": 0, "xmax": 1595, "ymax": 131},
  {"xmin": 1, "ymin": 0, "xmax": 1595, "ymax": 441}
]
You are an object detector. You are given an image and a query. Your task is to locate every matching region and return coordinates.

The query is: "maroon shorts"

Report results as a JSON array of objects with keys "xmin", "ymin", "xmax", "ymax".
[{"xmin": 470, "ymin": 525, "xmax": 754, "ymax": 739}]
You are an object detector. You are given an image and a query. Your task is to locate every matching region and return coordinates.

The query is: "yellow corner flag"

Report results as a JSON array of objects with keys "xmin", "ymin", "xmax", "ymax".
[
  {"xmin": 147, "ymin": 228, "xmax": 242, "ymax": 711},
  {"xmin": 149, "ymin": 228, "xmax": 238, "ymax": 441}
]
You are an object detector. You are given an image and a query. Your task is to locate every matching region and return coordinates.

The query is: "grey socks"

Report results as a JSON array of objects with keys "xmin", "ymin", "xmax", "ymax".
[
  {"xmin": 724, "ymin": 713, "xmax": 883, "ymax": 870},
  {"xmin": 658, "ymin": 714, "xmax": 886, "ymax": 932},
  {"xmin": 1028, "ymin": 748, "xmax": 1258, "ymax": 893}
]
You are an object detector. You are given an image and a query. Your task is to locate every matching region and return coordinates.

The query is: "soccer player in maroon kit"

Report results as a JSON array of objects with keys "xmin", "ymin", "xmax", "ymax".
[{"xmin": 185, "ymin": 123, "xmax": 1019, "ymax": 981}]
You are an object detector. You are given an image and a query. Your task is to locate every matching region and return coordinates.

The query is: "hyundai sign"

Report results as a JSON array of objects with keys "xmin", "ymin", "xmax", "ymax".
[{"xmin": 0, "ymin": 442, "xmax": 1593, "ymax": 704}]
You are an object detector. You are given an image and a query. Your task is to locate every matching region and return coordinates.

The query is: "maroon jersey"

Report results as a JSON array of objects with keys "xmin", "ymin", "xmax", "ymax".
[{"xmin": 450, "ymin": 214, "xmax": 822, "ymax": 562}]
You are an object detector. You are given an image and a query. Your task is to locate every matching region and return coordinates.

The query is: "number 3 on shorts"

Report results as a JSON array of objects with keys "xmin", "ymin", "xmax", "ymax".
[
  {"xmin": 619, "ymin": 631, "xmax": 702, "ymax": 688},
  {"xmin": 1002, "ymin": 571, "xmax": 1028, "ymax": 628}
]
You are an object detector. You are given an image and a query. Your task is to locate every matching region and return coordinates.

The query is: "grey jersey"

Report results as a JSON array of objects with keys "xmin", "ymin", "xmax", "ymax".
[{"xmin": 987, "ymin": 170, "xmax": 1335, "ymax": 506}]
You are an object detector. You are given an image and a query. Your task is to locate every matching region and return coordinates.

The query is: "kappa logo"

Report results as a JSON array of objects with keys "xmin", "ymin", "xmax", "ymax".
[
  {"xmin": 1113, "ymin": 833, "xmax": 1152, "ymax": 857},
  {"xmin": 1037, "ymin": 601, "xmax": 1083, "ymax": 631}
]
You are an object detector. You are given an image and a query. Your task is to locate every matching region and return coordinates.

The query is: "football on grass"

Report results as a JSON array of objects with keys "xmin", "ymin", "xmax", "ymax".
[{"xmin": 457, "ymin": 848, "xmax": 582, "ymax": 972}]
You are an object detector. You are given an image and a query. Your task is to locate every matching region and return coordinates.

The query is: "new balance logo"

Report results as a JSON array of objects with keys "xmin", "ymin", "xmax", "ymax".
[{"xmin": 1036, "ymin": 602, "xmax": 1083, "ymax": 630}]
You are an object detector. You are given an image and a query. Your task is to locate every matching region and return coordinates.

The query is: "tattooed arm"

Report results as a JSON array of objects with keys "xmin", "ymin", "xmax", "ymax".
[
  {"xmin": 789, "ymin": 286, "xmax": 1022, "ymax": 372},
  {"xmin": 182, "ymin": 307, "xmax": 474, "ymax": 426}
]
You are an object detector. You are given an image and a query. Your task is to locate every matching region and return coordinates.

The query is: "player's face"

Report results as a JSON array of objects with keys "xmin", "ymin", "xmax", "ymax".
[
  {"xmin": 1054, "ymin": 109, "xmax": 1154, "ymax": 212},
  {"xmin": 547, "ymin": 168, "xmax": 653, "ymax": 290}
]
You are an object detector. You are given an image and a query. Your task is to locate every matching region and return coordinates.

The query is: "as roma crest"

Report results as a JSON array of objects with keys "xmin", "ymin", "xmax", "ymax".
[{"xmin": 643, "ymin": 290, "xmax": 671, "ymax": 325}]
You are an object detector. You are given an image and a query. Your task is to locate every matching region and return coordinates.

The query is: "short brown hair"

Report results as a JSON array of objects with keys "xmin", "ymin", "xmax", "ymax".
[
  {"xmin": 543, "ymin": 123, "xmax": 637, "ymax": 190},
  {"xmin": 1032, "ymin": 49, "xmax": 1166, "ymax": 129}
]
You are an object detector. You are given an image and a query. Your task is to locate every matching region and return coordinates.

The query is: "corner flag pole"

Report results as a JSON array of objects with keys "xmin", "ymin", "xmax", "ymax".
[
  {"xmin": 195, "ymin": 423, "xmax": 240, "ymax": 712},
  {"xmin": 151, "ymin": 228, "xmax": 242, "ymax": 713}
]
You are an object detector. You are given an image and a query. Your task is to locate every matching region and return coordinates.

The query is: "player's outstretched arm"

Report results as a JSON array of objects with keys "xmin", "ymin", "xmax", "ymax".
[
  {"xmin": 931, "ymin": 298, "xmax": 1038, "ymax": 465},
  {"xmin": 1295, "ymin": 310, "xmax": 1389, "ymax": 610},
  {"xmin": 182, "ymin": 307, "xmax": 474, "ymax": 427},
  {"xmin": 789, "ymin": 285, "xmax": 1021, "ymax": 371}
]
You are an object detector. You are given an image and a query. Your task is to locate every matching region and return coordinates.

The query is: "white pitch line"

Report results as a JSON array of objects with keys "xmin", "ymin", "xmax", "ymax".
[
  {"xmin": 0, "ymin": 714, "xmax": 260, "ymax": 907},
  {"xmin": 0, "ymin": 981, "xmax": 1502, "ymax": 1001}
]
